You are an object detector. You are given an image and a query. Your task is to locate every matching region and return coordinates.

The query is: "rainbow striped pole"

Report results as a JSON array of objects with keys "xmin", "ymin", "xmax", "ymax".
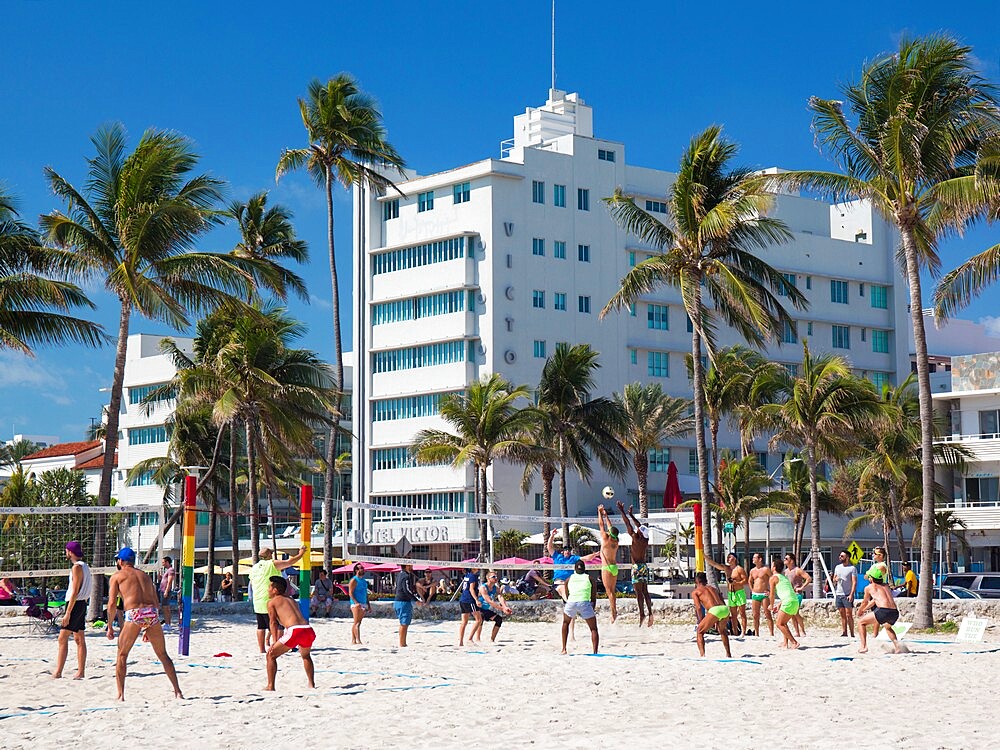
[
  {"xmin": 299, "ymin": 484, "xmax": 312, "ymax": 620},
  {"xmin": 179, "ymin": 473, "xmax": 197, "ymax": 655},
  {"xmin": 693, "ymin": 501, "xmax": 705, "ymax": 573}
]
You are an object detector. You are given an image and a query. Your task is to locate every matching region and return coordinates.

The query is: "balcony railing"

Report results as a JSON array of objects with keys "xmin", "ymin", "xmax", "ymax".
[
  {"xmin": 935, "ymin": 432, "xmax": 1000, "ymax": 443},
  {"xmin": 946, "ymin": 498, "xmax": 1000, "ymax": 508}
]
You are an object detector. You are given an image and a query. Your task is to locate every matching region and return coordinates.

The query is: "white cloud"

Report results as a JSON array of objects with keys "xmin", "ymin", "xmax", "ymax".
[
  {"xmin": 309, "ymin": 294, "xmax": 333, "ymax": 310},
  {"xmin": 0, "ymin": 352, "xmax": 67, "ymax": 390},
  {"xmin": 979, "ymin": 316, "xmax": 1000, "ymax": 337}
]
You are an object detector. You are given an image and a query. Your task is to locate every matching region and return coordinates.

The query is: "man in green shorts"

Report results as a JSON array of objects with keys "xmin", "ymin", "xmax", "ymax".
[
  {"xmin": 769, "ymin": 557, "xmax": 800, "ymax": 649},
  {"xmin": 691, "ymin": 572, "xmax": 732, "ymax": 657},
  {"xmin": 596, "ymin": 504, "xmax": 620, "ymax": 623},
  {"xmin": 617, "ymin": 501, "xmax": 654, "ymax": 627},
  {"xmin": 706, "ymin": 552, "xmax": 748, "ymax": 636},
  {"xmin": 747, "ymin": 553, "xmax": 774, "ymax": 637}
]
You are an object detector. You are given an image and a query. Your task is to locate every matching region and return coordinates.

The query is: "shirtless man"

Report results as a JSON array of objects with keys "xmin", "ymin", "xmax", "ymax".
[
  {"xmin": 265, "ymin": 576, "xmax": 316, "ymax": 690},
  {"xmin": 106, "ymin": 547, "xmax": 183, "ymax": 701},
  {"xmin": 617, "ymin": 502, "xmax": 654, "ymax": 627},
  {"xmin": 747, "ymin": 553, "xmax": 774, "ymax": 637},
  {"xmin": 691, "ymin": 572, "xmax": 732, "ymax": 658},
  {"xmin": 856, "ymin": 567, "xmax": 901, "ymax": 654},
  {"xmin": 783, "ymin": 553, "xmax": 811, "ymax": 637},
  {"xmin": 706, "ymin": 552, "xmax": 748, "ymax": 636},
  {"xmin": 597, "ymin": 504, "xmax": 621, "ymax": 623}
]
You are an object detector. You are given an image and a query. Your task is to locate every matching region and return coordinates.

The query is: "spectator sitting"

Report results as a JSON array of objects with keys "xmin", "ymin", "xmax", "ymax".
[
  {"xmin": 311, "ymin": 569, "xmax": 334, "ymax": 616},
  {"xmin": 415, "ymin": 571, "xmax": 438, "ymax": 603},
  {"xmin": 0, "ymin": 577, "xmax": 20, "ymax": 606}
]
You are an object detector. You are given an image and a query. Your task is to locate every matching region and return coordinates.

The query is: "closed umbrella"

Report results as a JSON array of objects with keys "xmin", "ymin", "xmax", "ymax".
[{"xmin": 664, "ymin": 461, "xmax": 682, "ymax": 510}]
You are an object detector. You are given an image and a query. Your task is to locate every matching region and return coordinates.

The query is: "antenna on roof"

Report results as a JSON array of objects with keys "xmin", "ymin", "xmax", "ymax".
[{"xmin": 550, "ymin": 0, "xmax": 556, "ymax": 93}]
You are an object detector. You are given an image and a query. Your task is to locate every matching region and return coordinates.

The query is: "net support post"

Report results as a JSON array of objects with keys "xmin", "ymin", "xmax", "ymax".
[
  {"xmin": 341, "ymin": 500, "xmax": 349, "ymax": 560},
  {"xmin": 693, "ymin": 501, "xmax": 704, "ymax": 573},
  {"xmin": 299, "ymin": 484, "xmax": 312, "ymax": 620},
  {"xmin": 179, "ymin": 474, "xmax": 197, "ymax": 656}
]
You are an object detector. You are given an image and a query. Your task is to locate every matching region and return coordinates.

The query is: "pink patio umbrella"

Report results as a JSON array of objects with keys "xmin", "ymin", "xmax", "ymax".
[
  {"xmin": 492, "ymin": 556, "xmax": 535, "ymax": 567},
  {"xmin": 331, "ymin": 561, "xmax": 400, "ymax": 574},
  {"xmin": 532, "ymin": 556, "xmax": 554, "ymax": 565}
]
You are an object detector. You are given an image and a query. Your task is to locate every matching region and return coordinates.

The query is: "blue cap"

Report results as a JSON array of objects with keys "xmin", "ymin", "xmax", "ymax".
[{"xmin": 115, "ymin": 547, "xmax": 136, "ymax": 563}]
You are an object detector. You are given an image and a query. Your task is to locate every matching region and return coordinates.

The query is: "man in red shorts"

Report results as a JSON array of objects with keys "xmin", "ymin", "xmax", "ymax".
[{"xmin": 265, "ymin": 576, "xmax": 315, "ymax": 691}]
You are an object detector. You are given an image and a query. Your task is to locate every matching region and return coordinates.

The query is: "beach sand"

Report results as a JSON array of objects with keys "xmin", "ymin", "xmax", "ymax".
[{"xmin": 1, "ymin": 614, "xmax": 997, "ymax": 749}]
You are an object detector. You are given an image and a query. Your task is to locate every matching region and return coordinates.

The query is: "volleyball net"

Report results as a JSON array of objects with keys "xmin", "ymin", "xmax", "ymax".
[{"xmin": 0, "ymin": 504, "xmax": 164, "ymax": 581}]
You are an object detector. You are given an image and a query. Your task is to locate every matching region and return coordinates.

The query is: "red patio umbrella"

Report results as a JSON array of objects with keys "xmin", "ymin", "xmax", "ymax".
[
  {"xmin": 663, "ymin": 460, "xmax": 682, "ymax": 510},
  {"xmin": 493, "ymin": 556, "xmax": 535, "ymax": 566}
]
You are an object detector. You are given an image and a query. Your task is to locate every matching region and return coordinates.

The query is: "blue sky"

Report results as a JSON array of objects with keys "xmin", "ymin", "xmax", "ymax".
[{"xmin": 2, "ymin": 1, "xmax": 999, "ymax": 441}]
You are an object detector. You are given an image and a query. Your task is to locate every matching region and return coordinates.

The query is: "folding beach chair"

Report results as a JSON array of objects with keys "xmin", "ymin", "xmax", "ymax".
[{"xmin": 22, "ymin": 595, "xmax": 59, "ymax": 636}]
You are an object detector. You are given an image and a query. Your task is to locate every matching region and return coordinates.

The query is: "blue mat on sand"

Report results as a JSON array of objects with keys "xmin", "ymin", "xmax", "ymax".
[
  {"xmin": 829, "ymin": 656, "xmax": 854, "ymax": 661},
  {"xmin": 580, "ymin": 653, "xmax": 639, "ymax": 659}
]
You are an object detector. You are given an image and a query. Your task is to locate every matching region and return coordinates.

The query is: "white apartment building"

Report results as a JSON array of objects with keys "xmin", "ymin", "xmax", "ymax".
[
  {"xmin": 115, "ymin": 333, "xmax": 353, "ymax": 560},
  {"xmin": 934, "ymin": 351, "xmax": 1000, "ymax": 572},
  {"xmin": 351, "ymin": 88, "xmax": 910, "ymax": 558}
]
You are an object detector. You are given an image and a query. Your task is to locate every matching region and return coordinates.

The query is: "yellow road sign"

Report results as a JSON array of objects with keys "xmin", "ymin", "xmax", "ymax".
[{"xmin": 847, "ymin": 541, "xmax": 863, "ymax": 565}]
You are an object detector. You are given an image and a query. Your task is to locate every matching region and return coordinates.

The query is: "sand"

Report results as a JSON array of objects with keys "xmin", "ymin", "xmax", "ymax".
[{"xmin": 1, "ymin": 613, "xmax": 998, "ymax": 749}]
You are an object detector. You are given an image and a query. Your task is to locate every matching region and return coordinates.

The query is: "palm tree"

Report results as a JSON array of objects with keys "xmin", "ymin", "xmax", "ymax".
[
  {"xmin": 713, "ymin": 453, "xmax": 792, "ymax": 566},
  {"xmin": 0, "ymin": 438, "xmax": 43, "ymax": 471},
  {"xmin": 780, "ymin": 36, "xmax": 1000, "ymax": 627},
  {"xmin": 225, "ymin": 191, "xmax": 309, "ymax": 304},
  {"xmin": 0, "ymin": 188, "xmax": 106, "ymax": 354},
  {"xmin": 495, "ymin": 529, "xmax": 529, "ymax": 560},
  {"xmin": 412, "ymin": 374, "xmax": 539, "ymax": 557},
  {"xmin": 611, "ymin": 382, "xmax": 693, "ymax": 517},
  {"xmin": 769, "ymin": 453, "xmax": 840, "ymax": 562},
  {"xmin": 276, "ymin": 74, "xmax": 405, "ymax": 568},
  {"xmin": 933, "ymin": 510, "xmax": 968, "ymax": 574},
  {"xmin": 40, "ymin": 124, "xmax": 254, "ymax": 613},
  {"xmin": 758, "ymin": 343, "xmax": 887, "ymax": 596},
  {"xmin": 536, "ymin": 344, "xmax": 628, "ymax": 541},
  {"xmin": 602, "ymin": 126, "xmax": 808, "ymax": 584}
]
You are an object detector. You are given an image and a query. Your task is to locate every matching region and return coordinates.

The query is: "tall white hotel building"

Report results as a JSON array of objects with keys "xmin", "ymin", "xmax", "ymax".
[{"xmin": 350, "ymin": 89, "xmax": 909, "ymax": 560}]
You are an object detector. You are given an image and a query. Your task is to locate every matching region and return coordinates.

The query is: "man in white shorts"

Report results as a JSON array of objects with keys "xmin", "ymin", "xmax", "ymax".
[{"xmin": 560, "ymin": 560, "xmax": 599, "ymax": 655}]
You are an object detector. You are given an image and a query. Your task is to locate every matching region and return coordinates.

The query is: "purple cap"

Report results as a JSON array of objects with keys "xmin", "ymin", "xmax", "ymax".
[{"xmin": 65, "ymin": 541, "xmax": 84, "ymax": 558}]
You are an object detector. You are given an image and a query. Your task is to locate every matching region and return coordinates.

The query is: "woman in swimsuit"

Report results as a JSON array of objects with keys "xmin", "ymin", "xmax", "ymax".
[{"xmin": 348, "ymin": 563, "xmax": 371, "ymax": 645}]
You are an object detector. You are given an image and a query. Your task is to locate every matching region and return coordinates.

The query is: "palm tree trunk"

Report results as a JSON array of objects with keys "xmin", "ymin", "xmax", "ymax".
[
  {"xmin": 888, "ymin": 486, "xmax": 908, "ymax": 565},
  {"xmin": 690, "ymin": 312, "xmax": 717, "ymax": 586},
  {"xmin": 267, "ymin": 483, "xmax": 279, "ymax": 552},
  {"xmin": 792, "ymin": 511, "xmax": 802, "ymax": 561},
  {"xmin": 542, "ymin": 462, "xmax": 555, "ymax": 539},
  {"xmin": 559, "ymin": 439, "xmax": 570, "ymax": 543},
  {"xmin": 479, "ymin": 465, "xmax": 489, "ymax": 560},
  {"xmin": 229, "ymin": 423, "xmax": 241, "ymax": 599},
  {"xmin": 900, "ymin": 223, "xmax": 936, "ymax": 629},
  {"xmin": 205, "ymin": 489, "xmax": 218, "ymax": 600},
  {"xmin": 744, "ymin": 515, "xmax": 751, "ymax": 568},
  {"xmin": 323, "ymin": 168, "xmax": 345, "ymax": 572},
  {"xmin": 89, "ymin": 297, "xmax": 131, "ymax": 620},
  {"xmin": 711, "ymin": 422, "xmax": 724, "ymax": 557},
  {"xmin": 246, "ymin": 421, "xmax": 260, "ymax": 561},
  {"xmin": 635, "ymin": 452, "xmax": 649, "ymax": 517},
  {"xmin": 806, "ymin": 445, "xmax": 822, "ymax": 598},
  {"xmin": 882, "ymin": 519, "xmax": 892, "ymax": 576},
  {"xmin": 946, "ymin": 534, "xmax": 954, "ymax": 574}
]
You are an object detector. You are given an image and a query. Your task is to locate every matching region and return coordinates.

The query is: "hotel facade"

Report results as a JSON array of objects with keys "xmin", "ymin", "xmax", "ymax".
[{"xmin": 349, "ymin": 89, "xmax": 910, "ymax": 559}]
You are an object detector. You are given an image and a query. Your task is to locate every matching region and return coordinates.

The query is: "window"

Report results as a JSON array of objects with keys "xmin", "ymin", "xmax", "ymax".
[
  {"xmin": 647, "ymin": 351, "xmax": 669, "ymax": 378},
  {"xmin": 453, "ymin": 182, "xmax": 471, "ymax": 204},
  {"xmin": 533, "ymin": 340, "xmax": 546, "ymax": 358},
  {"xmin": 778, "ymin": 273, "xmax": 796, "ymax": 297},
  {"xmin": 532, "ymin": 290, "xmax": 545, "ymax": 309},
  {"xmin": 367, "ymin": 492, "xmax": 471, "ymax": 520},
  {"xmin": 781, "ymin": 320, "xmax": 797, "ymax": 344},
  {"xmin": 688, "ymin": 449, "xmax": 698, "ymax": 475},
  {"xmin": 861, "ymin": 327, "xmax": 867, "ymax": 342},
  {"xmin": 372, "ymin": 290, "xmax": 469, "ymax": 325},
  {"xmin": 534, "ymin": 492, "xmax": 544, "ymax": 512},
  {"xmin": 874, "ymin": 328, "xmax": 891, "ymax": 353},
  {"xmin": 417, "ymin": 191, "xmax": 434, "ymax": 212},
  {"xmin": 128, "ymin": 425, "xmax": 169, "ymax": 445},
  {"xmin": 979, "ymin": 410, "xmax": 1000, "ymax": 437},
  {"xmin": 806, "ymin": 321, "xmax": 813, "ymax": 336},
  {"xmin": 871, "ymin": 284, "xmax": 888, "ymax": 309},
  {"xmin": 755, "ymin": 452, "xmax": 769, "ymax": 470},
  {"xmin": 577, "ymin": 188, "xmax": 590, "ymax": 211},
  {"xmin": 578, "ymin": 244, "xmax": 590, "ymax": 262},
  {"xmin": 629, "ymin": 303, "xmax": 636, "ymax": 317},
  {"xmin": 598, "ymin": 148, "xmax": 616, "ymax": 162},
  {"xmin": 832, "ymin": 324, "xmax": 851, "ymax": 349},
  {"xmin": 372, "ymin": 391, "xmax": 461, "ymax": 421},
  {"xmin": 831, "ymin": 279, "xmax": 849, "ymax": 304},
  {"xmin": 629, "ymin": 349, "xmax": 637, "ymax": 365},
  {"xmin": 553, "ymin": 184, "xmax": 566, "ymax": 207},
  {"xmin": 648, "ymin": 304, "xmax": 669, "ymax": 330},
  {"xmin": 382, "ymin": 199, "xmax": 399, "ymax": 220},
  {"xmin": 966, "ymin": 477, "xmax": 999, "ymax": 504},
  {"xmin": 532, "ymin": 180, "xmax": 545, "ymax": 204},
  {"xmin": 131, "ymin": 470, "xmax": 157, "ymax": 487},
  {"xmin": 553, "ymin": 292, "xmax": 567, "ymax": 311},
  {"xmin": 532, "ymin": 238, "xmax": 545, "ymax": 257},
  {"xmin": 372, "ymin": 236, "xmax": 467, "ymax": 276},
  {"xmin": 578, "ymin": 295, "xmax": 591, "ymax": 314},
  {"xmin": 371, "ymin": 339, "xmax": 471, "ymax": 373},
  {"xmin": 686, "ymin": 315, "xmax": 693, "ymax": 333},
  {"xmin": 805, "ymin": 276, "xmax": 812, "ymax": 290},
  {"xmin": 629, "ymin": 251, "xmax": 636, "ymax": 267},
  {"xmin": 553, "ymin": 240, "xmax": 566, "ymax": 259},
  {"xmin": 645, "ymin": 199, "xmax": 667, "ymax": 214},
  {"xmin": 648, "ymin": 448, "xmax": 671, "ymax": 472},
  {"xmin": 129, "ymin": 383, "xmax": 175, "ymax": 405},
  {"xmin": 859, "ymin": 283, "xmax": 865, "ymax": 297},
  {"xmin": 870, "ymin": 372, "xmax": 890, "ymax": 390},
  {"xmin": 783, "ymin": 363, "xmax": 799, "ymax": 377}
]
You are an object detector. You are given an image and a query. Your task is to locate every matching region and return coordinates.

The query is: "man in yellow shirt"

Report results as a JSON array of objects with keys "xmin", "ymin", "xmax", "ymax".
[{"xmin": 902, "ymin": 562, "xmax": 918, "ymax": 597}]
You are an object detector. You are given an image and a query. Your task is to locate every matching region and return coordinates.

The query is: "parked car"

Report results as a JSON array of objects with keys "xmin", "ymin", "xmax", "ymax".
[
  {"xmin": 940, "ymin": 574, "xmax": 1000, "ymax": 599},
  {"xmin": 936, "ymin": 586, "xmax": 983, "ymax": 600}
]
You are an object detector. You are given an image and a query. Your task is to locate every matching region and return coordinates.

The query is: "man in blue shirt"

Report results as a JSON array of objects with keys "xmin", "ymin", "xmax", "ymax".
[
  {"xmin": 547, "ymin": 529, "xmax": 580, "ymax": 602},
  {"xmin": 458, "ymin": 567, "xmax": 483, "ymax": 646}
]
